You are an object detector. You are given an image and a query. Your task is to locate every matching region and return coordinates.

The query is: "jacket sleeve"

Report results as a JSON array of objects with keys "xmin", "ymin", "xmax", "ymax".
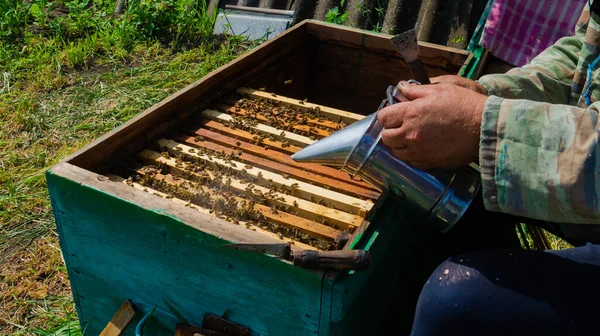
[
  {"xmin": 476, "ymin": 34, "xmax": 581, "ymax": 104},
  {"xmin": 476, "ymin": 2, "xmax": 591, "ymax": 105},
  {"xmin": 479, "ymin": 96, "xmax": 600, "ymax": 223}
]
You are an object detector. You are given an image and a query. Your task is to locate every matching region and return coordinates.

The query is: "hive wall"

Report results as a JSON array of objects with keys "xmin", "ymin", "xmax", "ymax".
[{"xmin": 47, "ymin": 164, "xmax": 324, "ymax": 336}]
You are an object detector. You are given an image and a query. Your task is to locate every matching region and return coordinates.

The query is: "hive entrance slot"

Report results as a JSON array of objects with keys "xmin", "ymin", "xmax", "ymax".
[{"xmin": 110, "ymin": 88, "xmax": 381, "ymax": 251}]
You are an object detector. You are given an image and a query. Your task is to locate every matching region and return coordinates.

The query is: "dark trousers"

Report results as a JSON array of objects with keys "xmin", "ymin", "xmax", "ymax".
[
  {"xmin": 410, "ymin": 243, "xmax": 600, "ymax": 336},
  {"xmin": 409, "ymin": 191, "xmax": 600, "ymax": 336}
]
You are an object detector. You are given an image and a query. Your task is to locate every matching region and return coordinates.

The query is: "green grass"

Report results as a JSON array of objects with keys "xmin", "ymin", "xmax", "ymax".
[{"xmin": 0, "ymin": 0, "xmax": 256, "ymax": 334}]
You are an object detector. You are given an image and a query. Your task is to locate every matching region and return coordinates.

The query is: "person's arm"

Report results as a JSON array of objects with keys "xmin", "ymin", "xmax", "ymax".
[
  {"xmin": 476, "ymin": 2, "xmax": 592, "ymax": 104},
  {"xmin": 480, "ymin": 97, "xmax": 600, "ymax": 224},
  {"xmin": 377, "ymin": 82, "xmax": 600, "ymax": 224},
  {"xmin": 430, "ymin": 34, "xmax": 582, "ymax": 103},
  {"xmin": 476, "ymin": 34, "xmax": 581, "ymax": 104}
]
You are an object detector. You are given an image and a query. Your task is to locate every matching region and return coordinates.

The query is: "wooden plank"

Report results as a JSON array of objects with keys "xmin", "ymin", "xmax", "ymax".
[
  {"xmin": 99, "ymin": 300, "xmax": 135, "ymax": 336},
  {"xmin": 137, "ymin": 150, "xmax": 362, "ymax": 231},
  {"xmin": 190, "ymin": 128, "xmax": 380, "ymax": 192},
  {"xmin": 201, "ymin": 109, "xmax": 315, "ymax": 147},
  {"xmin": 154, "ymin": 139, "xmax": 374, "ymax": 216},
  {"xmin": 134, "ymin": 160, "xmax": 342, "ymax": 241},
  {"xmin": 200, "ymin": 120, "xmax": 301, "ymax": 155},
  {"xmin": 343, "ymin": 218, "xmax": 371, "ymax": 251},
  {"xmin": 66, "ymin": 22, "xmax": 310, "ymax": 171},
  {"xmin": 238, "ymin": 200, "xmax": 343, "ymax": 242},
  {"xmin": 107, "ymin": 174, "xmax": 212, "ymax": 214},
  {"xmin": 215, "ymin": 103, "xmax": 333, "ymax": 138},
  {"xmin": 176, "ymin": 134, "xmax": 379, "ymax": 200},
  {"xmin": 221, "ymin": 97, "xmax": 345, "ymax": 131},
  {"xmin": 237, "ymin": 87, "xmax": 365, "ymax": 125},
  {"xmin": 119, "ymin": 170, "xmax": 322, "ymax": 249},
  {"xmin": 304, "ymin": 20, "xmax": 469, "ymax": 72}
]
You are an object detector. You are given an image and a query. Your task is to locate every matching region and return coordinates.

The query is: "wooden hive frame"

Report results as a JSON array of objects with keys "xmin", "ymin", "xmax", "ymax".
[
  {"xmin": 108, "ymin": 89, "xmax": 381, "ymax": 251},
  {"xmin": 46, "ymin": 20, "xmax": 470, "ymax": 336}
]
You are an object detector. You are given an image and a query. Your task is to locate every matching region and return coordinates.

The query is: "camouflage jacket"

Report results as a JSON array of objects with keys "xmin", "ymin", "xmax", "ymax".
[{"xmin": 477, "ymin": 3, "xmax": 600, "ymax": 224}]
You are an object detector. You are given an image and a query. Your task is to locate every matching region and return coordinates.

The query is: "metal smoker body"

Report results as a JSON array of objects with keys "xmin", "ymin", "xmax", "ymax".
[{"xmin": 291, "ymin": 85, "xmax": 481, "ymax": 232}]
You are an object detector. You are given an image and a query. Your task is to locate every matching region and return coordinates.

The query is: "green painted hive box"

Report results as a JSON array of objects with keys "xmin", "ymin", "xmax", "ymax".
[{"xmin": 47, "ymin": 20, "xmax": 472, "ymax": 336}]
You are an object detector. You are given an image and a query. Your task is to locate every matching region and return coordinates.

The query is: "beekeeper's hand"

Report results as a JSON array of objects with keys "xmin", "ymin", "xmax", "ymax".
[
  {"xmin": 431, "ymin": 75, "xmax": 489, "ymax": 95},
  {"xmin": 377, "ymin": 81, "xmax": 487, "ymax": 169}
]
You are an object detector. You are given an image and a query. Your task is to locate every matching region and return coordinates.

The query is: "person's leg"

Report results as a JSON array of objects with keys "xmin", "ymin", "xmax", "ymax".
[
  {"xmin": 410, "ymin": 243, "xmax": 600, "ymax": 336},
  {"xmin": 431, "ymin": 188, "xmax": 523, "ymax": 256}
]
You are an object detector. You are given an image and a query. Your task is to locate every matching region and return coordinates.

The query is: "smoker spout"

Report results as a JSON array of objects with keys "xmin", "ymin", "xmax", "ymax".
[{"xmin": 290, "ymin": 114, "xmax": 375, "ymax": 165}]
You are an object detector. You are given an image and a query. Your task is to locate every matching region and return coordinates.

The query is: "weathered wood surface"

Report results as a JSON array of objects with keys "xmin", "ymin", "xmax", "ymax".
[
  {"xmin": 200, "ymin": 119, "xmax": 302, "ymax": 155},
  {"xmin": 237, "ymin": 87, "xmax": 365, "ymax": 125},
  {"xmin": 323, "ymin": 193, "xmax": 432, "ymax": 336},
  {"xmin": 175, "ymin": 323, "xmax": 228, "ymax": 336},
  {"xmin": 189, "ymin": 128, "xmax": 377, "ymax": 192},
  {"xmin": 220, "ymin": 98, "xmax": 344, "ymax": 131},
  {"xmin": 201, "ymin": 109, "xmax": 316, "ymax": 147},
  {"xmin": 133, "ymin": 164, "xmax": 344, "ymax": 241},
  {"xmin": 109, "ymin": 173, "xmax": 320, "ymax": 250},
  {"xmin": 99, "ymin": 299, "xmax": 136, "ymax": 336},
  {"xmin": 136, "ymin": 151, "xmax": 362, "ymax": 232},
  {"xmin": 304, "ymin": 20, "xmax": 469, "ymax": 73},
  {"xmin": 69, "ymin": 272, "xmax": 182, "ymax": 335},
  {"xmin": 303, "ymin": 21, "xmax": 469, "ymax": 113},
  {"xmin": 155, "ymin": 139, "xmax": 374, "ymax": 216},
  {"xmin": 175, "ymin": 134, "xmax": 379, "ymax": 200},
  {"xmin": 202, "ymin": 313, "xmax": 251, "ymax": 336},
  {"xmin": 48, "ymin": 163, "xmax": 324, "ymax": 336},
  {"xmin": 215, "ymin": 104, "xmax": 333, "ymax": 138}
]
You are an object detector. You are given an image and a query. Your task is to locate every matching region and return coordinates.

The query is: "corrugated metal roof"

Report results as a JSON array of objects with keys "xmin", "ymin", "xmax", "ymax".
[{"xmin": 211, "ymin": 0, "xmax": 488, "ymax": 49}]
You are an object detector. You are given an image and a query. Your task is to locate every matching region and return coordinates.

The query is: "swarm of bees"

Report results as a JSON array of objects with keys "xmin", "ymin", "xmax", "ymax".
[
  {"xmin": 232, "ymin": 98, "xmax": 339, "ymax": 138},
  {"xmin": 116, "ymin": 94, "xmax": 357, "ymax": 251}
]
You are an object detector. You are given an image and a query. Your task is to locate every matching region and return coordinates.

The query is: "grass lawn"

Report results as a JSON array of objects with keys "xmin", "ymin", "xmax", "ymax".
[{"xmin": 0, "ymin": 1, "xmax": 255, "ymax": 334}]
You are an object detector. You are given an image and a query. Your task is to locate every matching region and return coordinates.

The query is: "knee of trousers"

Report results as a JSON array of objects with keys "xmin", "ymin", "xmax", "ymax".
[{"xmin": 414, "ymin": 257, "xmax": 485, "ymax": 325}]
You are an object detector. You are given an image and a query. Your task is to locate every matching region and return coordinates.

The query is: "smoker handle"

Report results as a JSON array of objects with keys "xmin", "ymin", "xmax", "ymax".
[{"xmin": 292, "ymin": 250, "xmax": 371, "ymax": 271}]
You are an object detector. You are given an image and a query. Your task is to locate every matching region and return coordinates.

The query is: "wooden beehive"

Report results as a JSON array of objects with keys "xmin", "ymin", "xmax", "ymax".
[{"xmin": 47, "ymin": 20, "xmax": 471, "ymax": 336}]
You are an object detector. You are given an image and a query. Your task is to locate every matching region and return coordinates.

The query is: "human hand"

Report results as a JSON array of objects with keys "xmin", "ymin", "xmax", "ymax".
[
  {"xmin": 377, "ymin": 81, "xmax": 488, "ymax": 170},
  {"xmin": 430, "ymin": 75, "xmax": 488, "ymax": 95}
]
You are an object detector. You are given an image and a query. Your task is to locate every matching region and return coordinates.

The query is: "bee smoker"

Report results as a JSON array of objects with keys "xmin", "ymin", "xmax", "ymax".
[{"xmin": 291, "ymin": 84, "xmax": 481, "ymax": 233}]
